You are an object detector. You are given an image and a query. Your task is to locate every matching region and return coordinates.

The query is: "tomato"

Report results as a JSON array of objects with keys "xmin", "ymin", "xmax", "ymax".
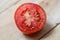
[{"xmin": 14, "ymin": 3, "xmax": 46, "ymax": 34}]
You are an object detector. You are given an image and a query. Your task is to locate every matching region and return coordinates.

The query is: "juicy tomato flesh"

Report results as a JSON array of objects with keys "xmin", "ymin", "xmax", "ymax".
[{"xmin": 14, "ymin": 3, "xmax": 46, "ymax": 34}]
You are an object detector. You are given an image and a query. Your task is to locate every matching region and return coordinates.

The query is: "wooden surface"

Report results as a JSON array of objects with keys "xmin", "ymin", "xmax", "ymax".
[{"xmin": 0, "ymin": 0, "xmax": 60, "ymax": 40}]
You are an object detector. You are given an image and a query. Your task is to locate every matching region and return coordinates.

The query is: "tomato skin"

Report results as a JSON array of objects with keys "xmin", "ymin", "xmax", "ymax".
[{"xmin": 14, "ymin": 3, "xmax": 46, "ymax": 34}]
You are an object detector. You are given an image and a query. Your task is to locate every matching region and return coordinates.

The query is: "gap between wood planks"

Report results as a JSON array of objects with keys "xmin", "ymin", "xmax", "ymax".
[
  {"xmin": 0, "ymin": 0, "xmax": 21, "ymax": 14},
  {"xmin": 38, "ymin": 23, "xmax": 60, "ymax": 40}
]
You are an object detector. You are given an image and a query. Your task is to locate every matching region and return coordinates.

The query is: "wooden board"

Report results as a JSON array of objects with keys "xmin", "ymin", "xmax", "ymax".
[
  {"xmin": 0, "ymin": 0, "xmax": 60, "ymax": 40},
  {"xmin": 40, "ymin": 25, "xmax": 60, "ymax": 40}
]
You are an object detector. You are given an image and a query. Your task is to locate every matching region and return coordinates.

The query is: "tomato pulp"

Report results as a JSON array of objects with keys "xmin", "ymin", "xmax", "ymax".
[{"xmin": 14, "ymin": 3, "xmax": 46, "ymax": 34}]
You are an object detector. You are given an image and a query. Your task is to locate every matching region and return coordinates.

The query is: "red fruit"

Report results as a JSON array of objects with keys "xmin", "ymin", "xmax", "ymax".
[{"xmin": 14, "ymin": 3, "xmax": 46, "ymax": 34}]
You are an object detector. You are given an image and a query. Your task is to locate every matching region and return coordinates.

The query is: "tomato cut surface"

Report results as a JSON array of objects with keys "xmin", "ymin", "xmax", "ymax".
[{"xmin": 14, "ymin": 3, "xmax": 46, "ymax": 34}]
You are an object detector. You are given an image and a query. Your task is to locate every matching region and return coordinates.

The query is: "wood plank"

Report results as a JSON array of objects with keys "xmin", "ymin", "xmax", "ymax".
[
  {"xmin": 0, "ymin": 0, "xmax": 60, "ymax": 40},
  {"xmin": 40, "ymin": 24, "xmax": 60, "ymax": 40},
  {"xmin": 0, "ymin": 0, "xmax": 42, "ymax": 13},
  {"xmin": 0, "ymin": 0, "xmax": 20, "ymax": 13}
]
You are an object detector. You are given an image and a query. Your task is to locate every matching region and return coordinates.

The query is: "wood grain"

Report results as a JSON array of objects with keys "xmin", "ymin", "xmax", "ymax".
[
  {"xmin": 0, "ymin": 0, "xmax": 20, "ymax": 13},
  {"xmin": 0, "ymin": 0, "xmax": 60, "ymax": 40},
  {"xmin": 40, "ymin": 24, "xmax": 60, "ymax": 40}
]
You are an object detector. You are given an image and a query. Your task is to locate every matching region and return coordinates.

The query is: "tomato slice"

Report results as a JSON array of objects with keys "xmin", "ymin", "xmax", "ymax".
[{"xmin": 14, "ymin": 3, "xmax": 46, "ymax": 34}]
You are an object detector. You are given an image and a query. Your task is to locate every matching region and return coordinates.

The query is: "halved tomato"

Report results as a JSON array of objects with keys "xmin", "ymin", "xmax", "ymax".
[{"xmin": 14, "ymin": 3, "xmax": 46, "ymax": 34}]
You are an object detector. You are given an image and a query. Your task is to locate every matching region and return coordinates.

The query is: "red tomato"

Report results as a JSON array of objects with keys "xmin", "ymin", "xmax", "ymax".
[{"xmin": 14, "ymin": 3, "xmax": 46, "ymax": 34}]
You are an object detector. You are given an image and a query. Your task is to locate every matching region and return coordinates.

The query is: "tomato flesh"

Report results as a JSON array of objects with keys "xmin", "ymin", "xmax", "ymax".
[{"xmin": 14, "ymin": 3, "xmax": 46, "ymax": 34}]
